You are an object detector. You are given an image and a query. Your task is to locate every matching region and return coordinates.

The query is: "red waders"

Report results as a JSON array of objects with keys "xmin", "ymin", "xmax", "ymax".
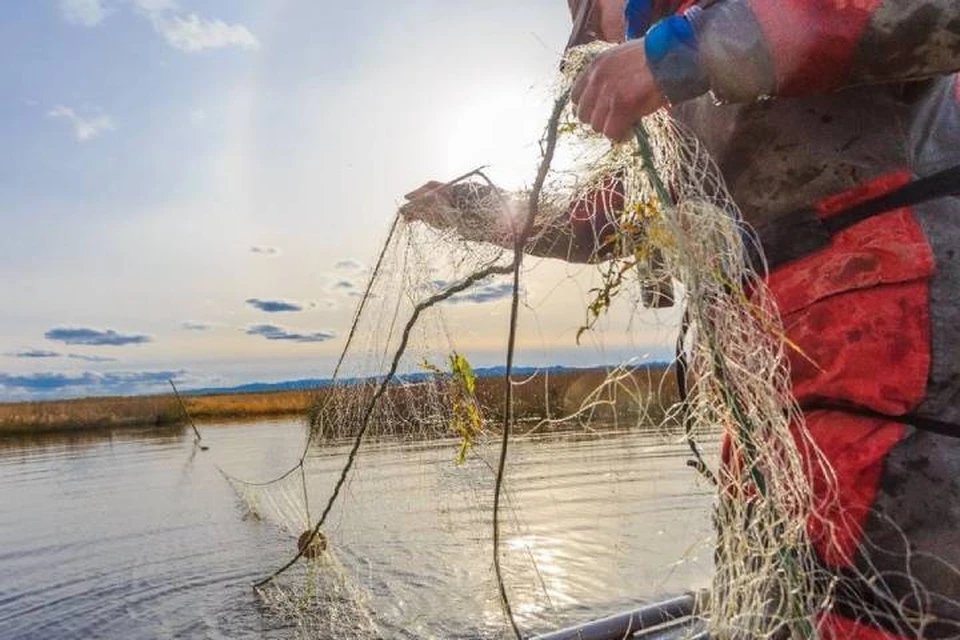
[{"xmin": 768, "ymin": 173, "xmax": 936, "ymax": 639}]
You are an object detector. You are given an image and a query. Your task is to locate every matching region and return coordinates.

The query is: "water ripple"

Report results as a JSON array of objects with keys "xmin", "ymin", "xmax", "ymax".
[{"xmin": 0, "ymin": 420, "xmax": 716, "ymax": 639}]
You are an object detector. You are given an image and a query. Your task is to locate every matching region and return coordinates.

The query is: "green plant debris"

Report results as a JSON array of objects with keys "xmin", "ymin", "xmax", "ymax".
[
  {"xmin": 577, "ymin": 198, "xmax": 663, "ymax": 343},
  {"xmin": 448, "ymin": 352, "xmax": 483, "ymax": 464}
]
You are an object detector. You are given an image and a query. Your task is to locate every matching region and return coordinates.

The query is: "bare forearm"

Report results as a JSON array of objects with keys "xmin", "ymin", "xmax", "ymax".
[
  {"xmin": 408, "ymin": 182, "xmax": 617, "ymax": 263},
  {"xmin": 523, "ymin": 217, "xmax": 615, "ymax": 264}
]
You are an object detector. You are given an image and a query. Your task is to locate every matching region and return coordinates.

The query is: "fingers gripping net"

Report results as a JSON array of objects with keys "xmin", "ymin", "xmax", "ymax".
[{"xmin": 221, "ymin": 41, "xmax": 840, "ymax": 639}]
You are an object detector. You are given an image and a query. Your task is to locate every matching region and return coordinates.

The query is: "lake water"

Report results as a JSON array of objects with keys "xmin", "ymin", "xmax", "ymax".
[{"xmin": 0, "ymin": 419, "xmax": 717, "ymax": 639}]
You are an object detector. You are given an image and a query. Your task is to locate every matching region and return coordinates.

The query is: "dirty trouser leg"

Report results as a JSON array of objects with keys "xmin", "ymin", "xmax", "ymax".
[
  {"xmin": 820, "ymin": 195, "xmax": 960, "ymax": 638},
  {"xmin": 764, "ymin": 175, "xmax": 953, "ymax": 638},
  {"xmin": 796, "ymin": 411, "xmax": 960, "ymax": 638},
  {"xmin": 840, "ymin": 426, "xmax": 960, "ymax": 638},
  {"xmin": 836, "ymin": 197, "xmax": 960, "ymax": 639}
]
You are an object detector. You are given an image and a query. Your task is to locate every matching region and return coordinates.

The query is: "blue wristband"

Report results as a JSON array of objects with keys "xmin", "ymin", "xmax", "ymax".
[
  {"xmin": 643, "ymin": 14, "xmax": 710, "ymax": 104},
  {"xmin": 645, "ymin": 15, "xmax": 695, "ymax": 61}
]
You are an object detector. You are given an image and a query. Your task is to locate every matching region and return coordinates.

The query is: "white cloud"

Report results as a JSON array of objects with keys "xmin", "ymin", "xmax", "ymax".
[
  {"xmin": 181, "ymin": 321, "xmax": 215, "ymax": 331},
  {"xmin": 131, "ymin": 0, "xmax": 174, "ymax": 12},
  {"xmin": 47, "ymin": 105, "xmax": 116, "ymax": 142},
  {"xmin": 335, "ymin": 259, "xmax": 366, "ymax": 272},
  {"xmin": 250, "ymin": 245, "xmax": 280, "ymax": 255},
  {"xmin": 60, "ymin": 0, "xmax": 107, "ymax": 27},
  {"xmin": 152, "ymin": 13, "xmax": 260, "ymax": 52},
  {"xmin": 66, "ymin": 0, "xmax": 260, "ymax": 54}
]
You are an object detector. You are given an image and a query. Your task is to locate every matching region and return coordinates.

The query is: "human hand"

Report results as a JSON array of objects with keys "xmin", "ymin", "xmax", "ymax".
[
  {"xmin": 399, "ymin": 181, "xmax": 453, "ymax": 228},
  {"xmin": 571, "ymin": 39, "xmax": 666, "ymax": 141}
]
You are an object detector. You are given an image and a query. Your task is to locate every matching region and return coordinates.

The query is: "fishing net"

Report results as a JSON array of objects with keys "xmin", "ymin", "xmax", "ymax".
[{"xmin": 217, "ymin": 41, "xmax": 839, "ymax": 639}]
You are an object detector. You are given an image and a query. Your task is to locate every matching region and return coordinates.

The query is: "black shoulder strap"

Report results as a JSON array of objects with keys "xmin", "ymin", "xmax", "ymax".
[
  {"xmin": 801, "ymin": 400, "xmax": 960, "ymax": 438},
  {"xmin": 751, "ymin": 164, "xmax": 960, "ymax": 271},
  {"xmin": 823, "ymin": 164, "xmax": 960, "ymax": 234}
]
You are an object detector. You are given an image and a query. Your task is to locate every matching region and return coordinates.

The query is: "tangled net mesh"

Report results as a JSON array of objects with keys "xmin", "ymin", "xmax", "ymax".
[{"xmin": 214, "ymin": 41, "xmax": 857, "ymax": 639}]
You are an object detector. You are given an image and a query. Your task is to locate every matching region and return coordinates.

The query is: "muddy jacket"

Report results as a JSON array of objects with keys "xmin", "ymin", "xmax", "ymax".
[
  {"xmin": 637, "ymin": 0, "xmax": 960, "ymax": 227},
  {"xmin": 636, "ymin": 2, "xmax": 960, "ymax": 638}
]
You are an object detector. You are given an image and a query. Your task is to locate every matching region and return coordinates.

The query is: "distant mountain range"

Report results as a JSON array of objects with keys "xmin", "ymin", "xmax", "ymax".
[{"xmin": 183, "ymin": 363, "xmax": 668, "ymax": 396}]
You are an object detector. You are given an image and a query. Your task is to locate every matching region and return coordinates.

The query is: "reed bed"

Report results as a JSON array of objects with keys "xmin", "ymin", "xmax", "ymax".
[
  {"xmin": 0, "ymin": 388, "xmax": 313, "ymax": 435},
  {"xmin": 0, "ymin": 366, "xmax": 676, "ymax": 436}
]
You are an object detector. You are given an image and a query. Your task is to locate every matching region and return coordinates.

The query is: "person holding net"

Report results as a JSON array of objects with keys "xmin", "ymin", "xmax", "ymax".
[{"xmin": 403, "ymin": 0, "xmax": 960, "ymax": 638}]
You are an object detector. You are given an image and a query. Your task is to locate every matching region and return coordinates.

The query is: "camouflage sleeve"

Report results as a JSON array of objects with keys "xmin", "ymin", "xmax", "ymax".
[
  {"xmin": 686, "ymin": 0, "xmax": 960, "ymax": 102},
  {"xmin": 643, "ymin": 0, "xmax": 960, "ymax": 104}
]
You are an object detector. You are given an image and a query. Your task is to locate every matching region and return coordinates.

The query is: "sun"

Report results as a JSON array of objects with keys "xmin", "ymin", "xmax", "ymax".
[{"xmin": 443, "ymin": 86, "xmax": 557, "ymax": 191}]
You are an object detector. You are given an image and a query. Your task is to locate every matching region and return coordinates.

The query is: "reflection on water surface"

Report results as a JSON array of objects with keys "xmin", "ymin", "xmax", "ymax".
[{"xmin": 0, "ymin": 419, "xmax": 716, "ymax": 639}]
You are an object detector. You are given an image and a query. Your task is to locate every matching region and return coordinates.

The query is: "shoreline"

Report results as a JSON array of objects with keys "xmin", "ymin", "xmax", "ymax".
[
  {"xmin": 0, "ymin": 388, "xmax": 314, "ymax": 436},
  {"xmin": 0, "ymin": 365, "xmax": 677, "ymax": 436}
]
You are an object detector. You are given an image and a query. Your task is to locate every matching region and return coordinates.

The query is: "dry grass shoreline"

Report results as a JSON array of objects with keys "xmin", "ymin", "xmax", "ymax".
[
  {"xmin": 0, "ymin": 366, "xmax": 677, "ymax": 436},
  {"xmin": 0, "ymin": 388, "xmax": 315, "ymax": 435}
]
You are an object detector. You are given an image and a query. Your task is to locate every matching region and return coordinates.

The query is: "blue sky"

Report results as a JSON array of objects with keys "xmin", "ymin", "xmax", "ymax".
[{"xmin": 0, "ymin": 0, "xmax": 675, "ymax": 400}]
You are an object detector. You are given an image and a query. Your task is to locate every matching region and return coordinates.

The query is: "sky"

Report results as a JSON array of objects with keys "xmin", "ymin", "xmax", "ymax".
[{"xmin": 0, "ymin": 0, "xmax": 676, "ymax": 400}]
